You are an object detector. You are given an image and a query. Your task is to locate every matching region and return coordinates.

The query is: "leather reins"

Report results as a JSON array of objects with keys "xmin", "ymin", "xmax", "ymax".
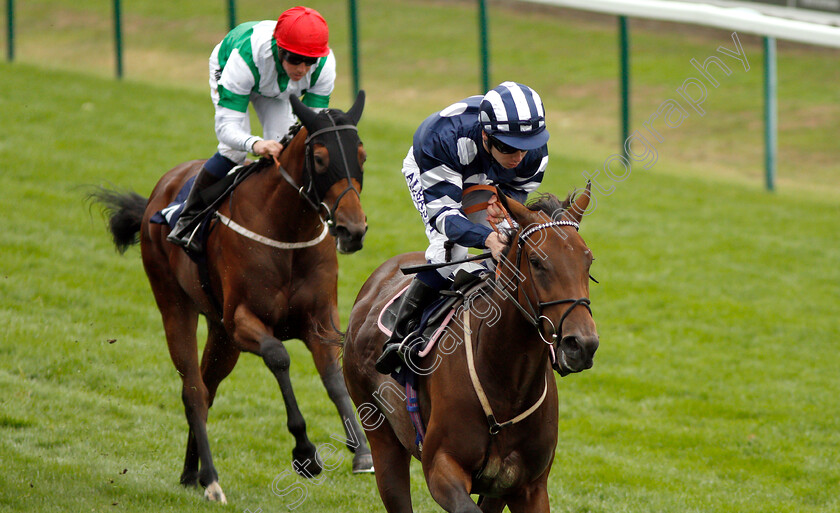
[
  {"xmin": 461, "ymin": 216, "xmax": 594, "ymax": 437},
  {"xmin": 274, "ymin": 113, "xmax": 361, "ymax": 232}
]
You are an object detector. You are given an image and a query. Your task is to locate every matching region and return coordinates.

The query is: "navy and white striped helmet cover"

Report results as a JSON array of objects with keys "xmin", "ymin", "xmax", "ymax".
[{"xmin": 479, "ymin": 81, "xmax": 546, "ymax": 138}]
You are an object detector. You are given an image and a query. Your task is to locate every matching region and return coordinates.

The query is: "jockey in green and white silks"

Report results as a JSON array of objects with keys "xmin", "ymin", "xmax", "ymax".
[
  {"xmin": 210, "ymin": 19, "xmax": 336, "ymax": 165},
  {"xmin": 168, "ymin": 6, "xmax": 335, "ymax": 252}
]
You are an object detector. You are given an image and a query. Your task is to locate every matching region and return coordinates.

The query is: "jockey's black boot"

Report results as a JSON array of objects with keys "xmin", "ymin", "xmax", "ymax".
[
  {"xmin": 375, "ymin": 278, "xmax": 439, "ymax": 375},
  {"xmin": 166, "ymin": 166, "xmax": 222, "ymax": 253}
]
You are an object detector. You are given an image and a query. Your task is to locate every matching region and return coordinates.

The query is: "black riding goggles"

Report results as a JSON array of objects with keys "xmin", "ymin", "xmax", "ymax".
[
  {"xmin": 488, "ymin": 135, "xmax": 524, "ymax": 155},
  {"xmin": 284, "ymin": 52, "xmax": 318, "ymax": 66}
]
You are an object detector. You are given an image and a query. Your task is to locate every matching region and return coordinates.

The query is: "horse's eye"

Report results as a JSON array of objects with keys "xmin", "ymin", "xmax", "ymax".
[
  {"xmin": 314, "ymin": 155, "xmax": 327, "ymax": 173},
  {"xmin": 358, "ymin": 144, "xmax": 366, "ymax": 165},
  {"xmin": 529, "ymin": 256, "xmax": 544, "ymax": 270}
]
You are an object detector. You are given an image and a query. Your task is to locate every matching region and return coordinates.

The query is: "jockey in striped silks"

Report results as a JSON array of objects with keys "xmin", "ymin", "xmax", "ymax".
[{"xmin": 377, "ymin": 81, "xmax": 551, "ymax": 375}]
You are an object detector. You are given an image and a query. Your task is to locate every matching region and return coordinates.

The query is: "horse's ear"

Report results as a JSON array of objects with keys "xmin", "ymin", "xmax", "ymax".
[
  {"xmin": 567, "ymin": 181, "xmax": 592, "ymax": 225},
  {"xmin": 494, "ymin": 187, "xmax": 530, "ymax": 224},
  {"xmin": 494, "ymin": 186, "xmax": 510, "ymax": 212},
  {"xmin": 347, "ymin": 90, "xmax": 365, "ymax": 125},
  {"xmin": 290, "ymin": 94, "xmax": 318, "ymax": 129}
]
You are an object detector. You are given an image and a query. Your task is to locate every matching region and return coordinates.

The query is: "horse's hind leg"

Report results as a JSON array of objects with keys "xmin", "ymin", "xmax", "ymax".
[
  {"xmin": 200, "ymin": 320, "xmax": 241, "ymax": 410},
  {"xmin": 181, "ymin": 321, "xmax": 236, "ymax": 489},
  {"xmin": 161, "ymin": 308, "xmax": 227, "ymax": 503},
  {"xmin": 144, "ymin": 257, "xmax": 226, "ymax": 503},
  {"xmin": 180, "ymin": 427, "xmax": 199, "ymax": 488},
  {"xmin": 306, "ymin": 333, "xmax": 374, "ymax": 473},
  {"xmin": 366, "ymin": 420, "xmax": 413, "ymax": 512},
  {"xmin": 195, "ymin": 320, "xmax": 241, "ymax": 501}
]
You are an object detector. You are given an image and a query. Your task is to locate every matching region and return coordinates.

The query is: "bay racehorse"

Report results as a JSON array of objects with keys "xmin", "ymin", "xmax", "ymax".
[
  {"xmin": 90, "ymin": 92, "xmax": 373, "ymax": 503},
  {"xmin": 343, "ymin": 185, "xmax": 599, "ymax": 512}
]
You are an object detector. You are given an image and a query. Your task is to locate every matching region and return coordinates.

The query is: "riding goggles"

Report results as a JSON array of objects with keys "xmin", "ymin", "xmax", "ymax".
[
  {"xmin": 488, "ymin": 135, "xmax": 524, "ymax": 155},
  {"xmin": 284, "ymin": 51, "xmax": 318, "ymax": 66}
]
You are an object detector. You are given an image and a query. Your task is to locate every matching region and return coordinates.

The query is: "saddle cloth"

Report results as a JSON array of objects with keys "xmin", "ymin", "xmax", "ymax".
[
  {"xmin": 149, "ymin": 175, "xmax": 195, "ymax": 229},
  {"xmin": 150, "ymin": 164, "xmax": 250, "ymax": 229}
]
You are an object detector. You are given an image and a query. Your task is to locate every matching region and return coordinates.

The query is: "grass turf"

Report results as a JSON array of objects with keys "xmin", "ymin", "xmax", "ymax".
[{"xmin": 1, "ymin": 1, "xmax": 839, "ymax": 511}]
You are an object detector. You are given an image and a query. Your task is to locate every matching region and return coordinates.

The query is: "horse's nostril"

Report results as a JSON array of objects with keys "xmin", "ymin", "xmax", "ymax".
[
  {"xmin": 560, "ymin": 336, "xmax": 582, "ymax": 358},
  {"xmin": 334, "ymin": 223, "xmax": 366, "ymax": 254},
  {"xmin": 334, "ymin": 225, "xmax": 352, "ymax": 241},
  {"xmin": 335, "ymin": 223, "xmax": 366, "ymax": 241}
]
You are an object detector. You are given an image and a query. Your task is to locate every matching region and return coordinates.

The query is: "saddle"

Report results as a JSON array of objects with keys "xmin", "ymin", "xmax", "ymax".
[
  {"xmin": 149, "ymin": 162, "xmax": 264, "ymax": 260},
  {"xmin": 150, "ymin": 165, "xmax": 249, "ymax": 229},
  {"xmin": 378, "ymin": 270, "xmax": 493, "ymax": 450},
  {"xmin": 378, "ymin": 270, "xmax": 492, "ymax": 384}
]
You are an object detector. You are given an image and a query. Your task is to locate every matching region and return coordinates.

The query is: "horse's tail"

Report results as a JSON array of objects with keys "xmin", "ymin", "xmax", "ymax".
[{"xmin": 87, "ymin": 186, "xmax": 148, "ymax": 253}]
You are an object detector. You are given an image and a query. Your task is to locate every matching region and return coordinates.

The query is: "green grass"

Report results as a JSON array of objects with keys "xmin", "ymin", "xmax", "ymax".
[{"xmin": 2, "ymin": 1, "xmax": 840, "ymax": 512}]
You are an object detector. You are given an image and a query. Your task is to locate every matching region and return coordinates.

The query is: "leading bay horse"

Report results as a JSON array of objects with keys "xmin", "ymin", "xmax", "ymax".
[
  {"xmin": 91, "ymin": 92, "xmax": 372, "ymax": 503},
  {"xmin": 343, "ymin": 185, "xmax": 599, "ymax": 512}
]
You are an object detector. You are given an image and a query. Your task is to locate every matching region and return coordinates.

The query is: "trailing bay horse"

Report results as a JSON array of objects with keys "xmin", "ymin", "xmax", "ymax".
[
  {"xmin": 343, "ymin": 185, "xmax": 599, "ymax": 512},
  {"xmin": 90, "ymin": 92, "xmax": 373, "ymax": 503}
]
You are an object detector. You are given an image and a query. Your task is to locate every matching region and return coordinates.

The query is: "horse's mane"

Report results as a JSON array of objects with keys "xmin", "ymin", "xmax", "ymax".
[
  {"xmin": 526, "ymin": 192, "xmax": 574, "ymax": 218},
  {"xmin": 240, "ymin": 157, "xmax": 276, "ymax": 174}
]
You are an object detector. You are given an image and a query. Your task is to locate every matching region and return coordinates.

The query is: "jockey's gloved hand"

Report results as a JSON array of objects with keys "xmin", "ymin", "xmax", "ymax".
[
  {"xmin": 252, "ymin": 139, "xmax": 284, "ymax": 161},
  {"xmin": 485, "ymin": 231, "xmax": 509, "ymax": 261},
  {"xmin": 486, "ymin": 194, "xmax": 507, "ymax": 225}
]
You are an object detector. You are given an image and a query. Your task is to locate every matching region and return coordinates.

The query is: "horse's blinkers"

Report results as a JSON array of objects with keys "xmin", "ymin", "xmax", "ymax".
[{"xmin": 300, "ymin": 112, "xmax": 363, "ymax": 232}]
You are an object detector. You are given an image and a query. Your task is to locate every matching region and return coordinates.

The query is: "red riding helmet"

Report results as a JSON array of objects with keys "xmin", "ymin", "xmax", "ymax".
[{"xmin": 273, "ymin": 6, "xmax": 330, "ymax": 58}]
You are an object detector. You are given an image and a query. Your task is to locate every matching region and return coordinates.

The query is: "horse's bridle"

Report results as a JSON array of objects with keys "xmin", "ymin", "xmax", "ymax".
[
  {"xmin": 302, "ymin": 111, "xmax": 362, "ymax": 234},
  {"xmin": 494, "ymin": 219, "xmax": 593, "ymax": 368},
  {"xmin": 273, "ymin": 112, "xmax": 362, "ymax": 234}
]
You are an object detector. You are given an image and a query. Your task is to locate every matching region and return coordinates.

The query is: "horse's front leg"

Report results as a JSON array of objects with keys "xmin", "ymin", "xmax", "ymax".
[
  {"xmin": 504, "ymin": 478, "xmax": 550, "ymax": 513},
  {"xmin": 231, "ymin": 306, "xmax": 322, "ymax": 477},
  {"xmin": 476, "ymin": 496, "xmax": 506, "ymax": 513},
  {"xmin": 305, "ymin": 325, "xmax": 374, "ymax": 473},
  {"xmin": 424, "ymin": 451, "xmax": 481, "ymax": 513}
]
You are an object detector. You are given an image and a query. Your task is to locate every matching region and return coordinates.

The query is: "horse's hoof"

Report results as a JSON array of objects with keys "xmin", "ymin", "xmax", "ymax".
[
  {"xmin": 292, "ymin": 455, "xmax": 323, "ymax": 478},
  {"xmin": 352, "ymin": 452, "xmax": 375, "ymax": 474},
  {"xmin": 291, "ymin": 445, "xmax": 323, "ymax": 478},
  {"xmin": 204, "ymin": 482, "xmax": 227, "ymax": 504}
]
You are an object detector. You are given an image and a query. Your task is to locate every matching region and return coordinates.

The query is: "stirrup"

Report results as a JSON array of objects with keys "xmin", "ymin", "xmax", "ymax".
[
  {"xmin": 375, "ymin": 334, "xmax": 414, "ymax": 374},
  {"xmin": 167, "ymin": 222, "xmax": 203, "ymax": 252},
  {"xmin": 375, "ymin": 342, "xmax": 404, "ymax": 374}
]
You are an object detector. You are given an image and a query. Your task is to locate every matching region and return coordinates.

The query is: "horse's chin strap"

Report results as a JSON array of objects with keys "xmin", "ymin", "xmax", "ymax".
[{"xmin": 462, "ymin": 306, "xmax": 549, "ymax": 436}]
